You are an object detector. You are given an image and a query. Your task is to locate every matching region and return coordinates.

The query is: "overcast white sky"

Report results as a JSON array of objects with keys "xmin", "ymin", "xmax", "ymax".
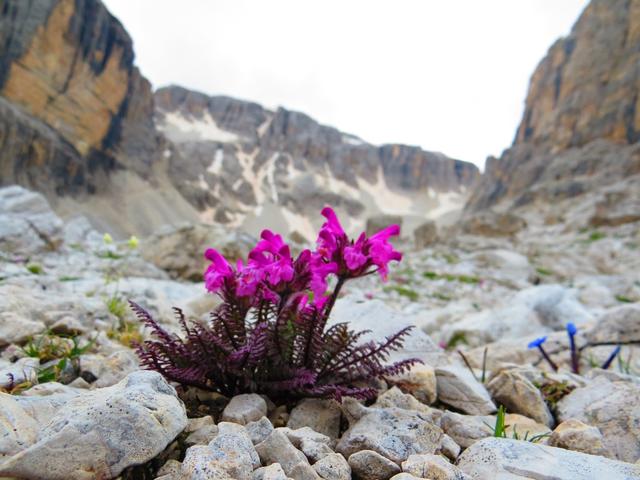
[{"xmin": 104, "ymin": 1, "xmax": 588, "ymax": 169}]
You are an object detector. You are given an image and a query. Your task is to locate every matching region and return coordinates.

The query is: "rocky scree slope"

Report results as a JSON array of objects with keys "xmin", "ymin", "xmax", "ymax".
[
  {"xmin": 1, "ymin": 185, "xmax": 640, "ymax": 479},
  {"xmin": 155, "ymin": 86, "xmax": 479, "ymax": 239},
  {"xmin": 464, "ymin": 0, "xmax": 640, "ymax": 231}
]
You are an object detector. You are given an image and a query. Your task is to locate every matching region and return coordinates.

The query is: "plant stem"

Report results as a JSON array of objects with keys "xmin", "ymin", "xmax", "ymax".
[
  {"xmin": 538, "ymin": 346, "xmax": 558, "ymax": 371},
  {"xmin": 322, "ymin": 276, "xmax": 346, "ymax": 320},
  {"xmin": 457, "ymin": 350, "xmax": 479, "ymax": 382},
  {"xmin": 568, "ymin": 334, "xmax": 579, "ymax": 374},
  {"xmin": 481, "ymin": 347, "xmax": 488, "ymax": 383}
]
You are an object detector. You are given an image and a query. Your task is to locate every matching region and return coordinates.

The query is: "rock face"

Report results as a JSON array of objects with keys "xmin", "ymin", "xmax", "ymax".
[
  {"xmin": 556, "ymin": 376, "xmax": 640, "ymax": 463},
  {"xmin": 0, "ymin": 0, "xmax": 156, "ymax": 189},
  {"xmin": 457, "ymin": 438, "xmax": 640, "ymax": 480},
  {"xmin": 464, "ymin": 0, "xmax": 640, "ymax": 226},
  {"xmin": 0, "ymin": 0, "xmax": 200, "ymax": 237},
  {"xmin": 0, "ymin": 371, "xmax": 187, "ymax": 480},
  {"xmin": 155, "ymin": 85, "xmax": 479, "ymax": 239}
]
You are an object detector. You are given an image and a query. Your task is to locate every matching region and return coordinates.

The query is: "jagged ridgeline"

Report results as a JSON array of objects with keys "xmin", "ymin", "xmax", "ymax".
[{"xmin": 0, "ymin": 0, "xmax": 478, "ymax": 240}]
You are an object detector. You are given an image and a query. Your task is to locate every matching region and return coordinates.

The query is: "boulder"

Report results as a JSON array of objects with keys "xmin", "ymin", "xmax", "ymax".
[
  {"xmin": 587, "ymin": 304, "xmax": 640, "ymax": 344},
  {"xmin": 549, "ymin": 419, "xmax": 611, "ymax": 458},
  {"xmin": 141, "ymin": 223, "xmax": 255, "ymax": 281},
  {"xmin": 313, "ymin": 452, "xmax": 351, "ymax": 480},
  {"xmin": 336, "ymin": 400, "xmax": 443, "ymax": 464},
  {"xmin": 457, "ymin": 438, "xmax": 640, "ymax": 479},
  {"xmin": 0, "ymin": 371, "xmax": 187, "ymax": 480},
  {"xmin": 556, "ymin": 376, "xmax": 640, "ymax": 462},
  {"xmin": 459, "ymin": 210, "xmax": 526, "ymax": 237},
  {"xmin": 486, "ymin": 368, "xmax": 554, "ymax": 427},
  {"xmin": 348, "ymin": 450, "xmax": 400, "ymax": 479},
  {"xmin": 287, "ymin": 398, "xmax": 342, "ymax": 439},
  {"xmin": 0, "ymin": 186, "xmax": 63, "ymax": 254},
  {"xmin": 435, "ymin": 366, "xmax": 496, "ymax": 415},
  {"xmin": 221, "ymin": 393, "xmax": 268, "ymax": 425},
  {"xmin": 402, "ymin": 454, "xmax": 469, "ymax": 480},
  {"xmin": 414, "ymin": 221, "xmax": 438, "ymax": 248}
]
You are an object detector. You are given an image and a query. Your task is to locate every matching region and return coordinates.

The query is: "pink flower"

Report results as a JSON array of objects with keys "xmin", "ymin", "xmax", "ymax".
[
  {"xmin": 248, "ymin": 229, "xmax": 295, "ymax": 288},
  {"xmin": 313, "ymin": 206, "xmax": 402, "ymax": 281},
  {"xmin": 204, "ymin": 248, "xmax": 234, "ymax": 293}
]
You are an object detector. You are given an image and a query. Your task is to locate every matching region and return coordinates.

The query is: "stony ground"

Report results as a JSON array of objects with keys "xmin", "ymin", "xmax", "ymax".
[{"xmin": 1, "ymin": 185, "xmax": 639, "ymax": 480}]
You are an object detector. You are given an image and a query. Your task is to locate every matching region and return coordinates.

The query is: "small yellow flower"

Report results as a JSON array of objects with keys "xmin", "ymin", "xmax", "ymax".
[
  {"xmin": 103, "ymin": 233, "xmax": 113, "ymax": 245},
  {"xmin": 128, "ymin": 235, "xmax": 139, "ymax": 249}
]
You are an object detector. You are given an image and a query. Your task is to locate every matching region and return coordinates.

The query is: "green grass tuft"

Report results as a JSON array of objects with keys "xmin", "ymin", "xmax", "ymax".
[{"xmin": 26, "ymin": 263, "xmax": 43, "ymax": 275}]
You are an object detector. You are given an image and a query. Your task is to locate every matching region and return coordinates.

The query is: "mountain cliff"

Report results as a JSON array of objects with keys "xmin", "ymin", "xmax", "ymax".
[
  {"xmin": 0, "ymin": 0, "xmax": 200, "ymax": 236},
  {"xmin": 155, "ymin": 86, "xmax": 479, "ymax": 238},
  {"xmin": 0, "ymin": 0, "xmax": 479, "ymax": 239},
  {"xmin": 465, "ymin": 0, "xmax": 640, "ymax": 228}
]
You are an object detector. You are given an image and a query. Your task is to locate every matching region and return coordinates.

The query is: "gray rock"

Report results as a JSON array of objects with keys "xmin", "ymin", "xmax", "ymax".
[
  {"xmin": 435, "ymin": 366, "xmax": 496, "ymax": 415},
  {"xmin": 389, "ymin": 364, "xmax": 438, "ymax": 405},
  {"xmin": 221, "ymin": 393, "xmax": 268, "ymax": 425},
  {"xmin": 373, "ymin": 386, "xmax": 440, "ymax": 423},
  {"xmin": 313, "ymin": 452, "xmax": 351, "ymax": 480},
  {"xmin": 549, "ymin": 419, "xmax": 611, "ymax": 458},
  {"xmin": 206, "ymin": 422, "xmax": 261, "ymax": 479},
  {"xmin": 246, "ymin": 416, "xmax": 275, "ymax": 444},
  {"xmin": 486, "ymin": 368, "xmax": 554, "ymax": 427},
  {"xmin": 402, "ymin": 454, "xmax": 469, "ymax": 480},
  {"xmin": 0, "ymin": 357, "xmax": 39, "ymax": 389},
  {"xmin": 440, "ymin": 411, "xmax": 494, "ymax": 449},
  {"xmin": 181, "ymin": 445, "xmax": 235, "ymax": 480},
  {"xmin": 0, "ymin": 313, "xmax": 46, "ymax": 347},
  {"xmin": 439, "ymin": 435, "xmax": 461, "ymax": 461},
  {"xmin": 336, "ymin": 401, "xmax": 443, "ymax": 464},
  {"xmin": 0, "ymin": 371, "xmax": 187, "ymax": 480},
  {"xmin": 457, "ymin": 437, "xmax": 640, "ymax": 479},
  {"xmin": 556, "ymin": 376, "xmax": 640, "ymax": 462},
  {"xmin": 253, "ymin": 463, "xmax": 289, "ymax": 480},
  {"xmin": 414, "ymin": 221, "xmax": 438, "ymax": 248},
  {"xmin": 185, "ymin": 424, "xmax": 219, "ymax": 446},
  {"xmin": 348, "ymin": 450, "xmax": 400, "ymax": 479},
  {"xmin": 300, "ymin": 439, "xmax": 334, "ymax": 463},
  {"xmin": 0, "ymin": 186, "xmax": 63, "ymax": 254},
  {"xmin": 255, "ymin": 430, "xmax": 318, "ymax": 479},
  {"xmin": 0, "ymin": 393, "xmax": 39, "ymax": 456},
  {"xmin": 587, "ymin": 304, "xmax": 640, "ymax": 344},
  {"xmin": 288, "ymin": 398, "xmax": 342, "ymax": 438}
]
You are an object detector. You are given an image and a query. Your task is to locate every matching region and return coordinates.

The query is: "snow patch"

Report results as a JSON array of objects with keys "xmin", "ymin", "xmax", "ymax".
[
  {"xmin": 158, "ymin": 111, "xmax": 242, "ymax": 144},
  {"xmin": 207, "ymin": 148, "xmax": 224, "ymax": 174}
]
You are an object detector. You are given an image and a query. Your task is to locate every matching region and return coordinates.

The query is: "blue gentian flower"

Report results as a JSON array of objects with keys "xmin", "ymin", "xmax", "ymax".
[
  {"xmin": 566, "ymin": 322, "xmax": 577, "ymax": 336},
  {"xmin": 527, "ymin": 336, "xmax": 547, "ymax": 349}
]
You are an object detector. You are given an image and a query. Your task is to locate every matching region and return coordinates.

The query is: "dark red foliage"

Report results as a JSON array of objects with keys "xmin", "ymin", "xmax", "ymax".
[{"xmin": 131, "ymin": 286, "xmax": 419, "ymax": 401}]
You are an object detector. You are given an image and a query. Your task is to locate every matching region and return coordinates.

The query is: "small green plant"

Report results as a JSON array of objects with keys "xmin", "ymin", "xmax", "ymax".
[
  {"xmin": 423, "ymin": 271, "xmax": 479, "ymax": 284},
  {"xmin": 535, "ymin": 267, "xmax": 553, "ymax": 276},
  {"xmin": 106, "ymin": 294, "xmax": 128, "ymax": 319},
  {"xmin": 432, "ymin": 292, "xmax": 452, "ymax": 301},
  {"xmin": 384, "ymin": 285, "xmax": 419, "ymax": 301},
  {"xmin": 537, "ymin": 378, "xmax": 575, "ymax": 409},
  {"xmin": 447, "ymin": 331, "xmax": 468, "ymax": 349},
  {"xmin": 490, "ymin": 405, "xmax": 549, "ymax": 443},
  {"xmin": 107, "ymin": 320, "xmax": 144, "ymax": 348},
  {"xmin": 26, "ymin": 263, "xmax": 43, "ymax": 275},
  {"xmin": 23, "ymin": 333, "xmax": 94, "ymax": 363},
  {"xmin": 615, "ymin": 294, "xmax": 634, "ymax": 303},
  {"xmin": 493, "ymin": 405, "xmax": 507, "ymax": 438},
  {"xmin": 588, "ymin": 231, "xmax": 606, "ymax": 242},
  {"xmin": 20, "ymin": 333, "xmax": 95, "ymax": 388},
  {"xmin": 59, "ymin": 275, "xmax": 82, "ymax": 282}
]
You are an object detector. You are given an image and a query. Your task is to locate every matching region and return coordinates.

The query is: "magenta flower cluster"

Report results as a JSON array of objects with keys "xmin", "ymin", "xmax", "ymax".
[
  {"xmin": 204, "ymin": 206, "xmax": 403, "ymax": 309},
  {"xmin": 133, "ymin": 207, "xmax": 416, "ymax": 400}
]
